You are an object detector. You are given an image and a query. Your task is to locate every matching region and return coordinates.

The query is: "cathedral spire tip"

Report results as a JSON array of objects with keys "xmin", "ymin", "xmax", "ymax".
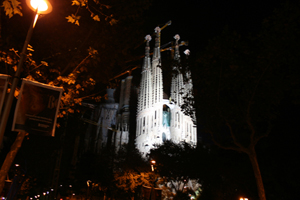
[
  {"xmin": 174, "ymin": 34, "xmax": 180, "ymax": 41},
  {"xmin": 155, "ymin": 26, "xmax": 161, "ymax": 33},
  {"xmin": 145, "ymin": 35, "xmax": 152, "ymax": 42},
  {"xmin": 174, "ymin": 34, "xmax": 180, "ymax": 61},
  {"xmin": 145, "ymin": 35, "xmax": 151, "ymax": 57},
  {"xmin": 184, "ymin": 49, "xmax": 190, "ymax": 56}
]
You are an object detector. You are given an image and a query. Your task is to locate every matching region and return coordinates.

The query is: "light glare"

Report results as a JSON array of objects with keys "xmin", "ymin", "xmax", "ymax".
[{"xmin": 30, "ymin": 0, "xmax": 48, "ymax": 12}]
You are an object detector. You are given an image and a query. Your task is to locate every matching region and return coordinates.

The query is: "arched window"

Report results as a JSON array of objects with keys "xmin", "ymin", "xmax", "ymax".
[{"xmin": 162, "ymin": 104, "xmax": 171, "ymax": 127}]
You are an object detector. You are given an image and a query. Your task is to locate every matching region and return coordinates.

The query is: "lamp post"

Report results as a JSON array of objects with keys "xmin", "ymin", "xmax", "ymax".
[
  {"xmin": 0, "ymin": 0, "xmax": 52, "ymax": 195},
  {"xmin": 150, "ymin": 160, "xmax": 156, "ymax": 172},
  {"xmin": 86, "ymin": 180, "xmax": 91, "ymax": 200},
  {"xmin": 0, "ymin": 0, "xmax": 52, "ymax": 147}
]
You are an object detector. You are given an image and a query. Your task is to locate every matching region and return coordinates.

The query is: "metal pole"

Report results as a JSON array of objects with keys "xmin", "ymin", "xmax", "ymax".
[{"xmin": 0, "ymin": 12, "xmax": 39, "ymax": 147}]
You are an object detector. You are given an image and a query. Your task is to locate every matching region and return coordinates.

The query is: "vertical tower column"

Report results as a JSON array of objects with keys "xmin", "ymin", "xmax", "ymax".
[
  {"xmin": 136, "ymin": 35, "xmax": 153, "ymax": 154},
  {"xmin": 152, "ymin": 27, "xmax": 163, "ymax": 105}
]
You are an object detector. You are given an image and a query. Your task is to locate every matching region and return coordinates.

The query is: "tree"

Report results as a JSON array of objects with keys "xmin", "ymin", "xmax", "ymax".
[
  {"xmin": 148, "ymin": 140, "xmax": 261, "ymax": 199},
  {"xmin": 149, "ymin": 141, "xmax": 202, "ymax": 200},
  {"xmin": 2, "ymin": 0, "xmax": 116, "ymax": 25},
  {"xmin": 194, "ymin": 2, "xmax": 300, "ymax": 200},
  {"xmin": 72, "ymin": 145, "xmax": 153, "ymax": 200},
  {"xmin": 113, "ymin": 169, "xmax": 156, "ymax": 199},
  {"xmin": 0, "ymin": 0, "xmax": 153, "ymax": 195},
  {"xmin": 0, "ymin": 44, "xmax": 99, "ymax": 194},
  {"xmin": 0, "ymin": 0, "xmax": 152, "ymax": 92}
]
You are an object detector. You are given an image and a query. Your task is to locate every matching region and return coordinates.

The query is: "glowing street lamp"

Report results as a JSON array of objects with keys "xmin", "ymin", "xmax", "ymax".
[
  {"xmin": 0, "ymin": 0, "xmax": 52, "ymax": 194},
  {"xmin": 151, "ymin": 160, "xmax": 156, "ymax": 171},
  {"xmin": 27, "ymin": 0, "xmax": 52, "ymax": 14}
]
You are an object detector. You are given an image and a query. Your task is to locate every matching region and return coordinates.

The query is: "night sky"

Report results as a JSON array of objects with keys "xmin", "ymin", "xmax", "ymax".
[{"xmin": 143, "ymin": 0, "xmax": 290, "ymax": 52}]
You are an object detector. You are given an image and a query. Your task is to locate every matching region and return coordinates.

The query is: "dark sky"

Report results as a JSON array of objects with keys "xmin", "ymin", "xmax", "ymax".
[
  {"xmin": 144, "ymin": 0, "xmax": 290, "ymax": 53},
  {"xmin": 8, "ymin": 0, "xmax": 291, "ymax": 70}
]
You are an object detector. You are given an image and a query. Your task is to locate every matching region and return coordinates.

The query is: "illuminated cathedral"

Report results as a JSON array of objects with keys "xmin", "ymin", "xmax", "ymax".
[
  {"xmin": 81, "ymin": 26, "xmax": 197, "ymax": 156},
  {"xmin": 135, "ymin": 27, "xmax": 197, "ymax": 155}
]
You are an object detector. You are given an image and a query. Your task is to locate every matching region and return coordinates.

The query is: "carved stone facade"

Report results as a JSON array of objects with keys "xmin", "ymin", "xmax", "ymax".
[
  {"xmin": 82, "ymin": 28, "xmax": 197, "ymax": 156},
  {"xmin": 136, "ymin": 29, "xmax": 197, "ymax": 156}
]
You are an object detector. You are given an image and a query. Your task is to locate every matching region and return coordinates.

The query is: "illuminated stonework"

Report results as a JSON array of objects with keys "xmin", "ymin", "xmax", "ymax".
[
  {"xmin": 136, "ymin": 29, "xmax": 197, "ymax": 156},
  {"xmin": 81, "ymin": 29, "xmax": 196, "ymax": 156}
]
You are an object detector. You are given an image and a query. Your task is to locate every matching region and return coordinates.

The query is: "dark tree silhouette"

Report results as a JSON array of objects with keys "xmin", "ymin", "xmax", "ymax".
[{"xmin": 194, "ymin": 2, "xmax": 300, "ymax": 200}]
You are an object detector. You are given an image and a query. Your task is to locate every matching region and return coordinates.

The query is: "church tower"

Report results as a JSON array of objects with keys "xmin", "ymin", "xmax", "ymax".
[
  {"xmin": 170, "ymin": 34, "xmax": 184, "ymax": 143},
  {"xmin": 136, "ymin": 34, "xmax": 154, "ymax": 154},
  {"xmin": 136, "ymin": 29, "xmax": 197, "ymax": 156}
]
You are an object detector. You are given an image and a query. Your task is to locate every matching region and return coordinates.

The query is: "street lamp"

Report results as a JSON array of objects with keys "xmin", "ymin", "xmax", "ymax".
[
  {"xmin": 87, "ymin": 180, "xmax": 91, "ymax": 199},
  {"xmin": 151, "ymin": 160, "xmax": 156, "ymax": 171},
  {"xmin": 27, "ymin": 0, "xmax": 52, "ymax": 14},
  {"xmin": 0, "ymin": 0, "xmax": 52, "ymax": 195},
  {"xmin": 0, "ymin": 0, "xmax": 52, "ymax": 146}
]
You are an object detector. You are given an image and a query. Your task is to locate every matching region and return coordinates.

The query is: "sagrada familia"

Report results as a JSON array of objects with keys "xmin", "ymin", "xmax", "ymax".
[{"xmin": 82, "ymin": 26, "xmax": 197, "ymax": 156}]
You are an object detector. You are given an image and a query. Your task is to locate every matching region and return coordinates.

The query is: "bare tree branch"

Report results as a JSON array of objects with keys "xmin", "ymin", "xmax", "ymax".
[
  {"xmin": 246, "ymin": 64, "xmax": 270, "ymax": 143},
  {"xmin": 209, "ymin": 130, "xmax": 242, "ymax": 153},
  {"xmin": 225, "ymin": 120, "xmax": 248, "ymax": 152}
]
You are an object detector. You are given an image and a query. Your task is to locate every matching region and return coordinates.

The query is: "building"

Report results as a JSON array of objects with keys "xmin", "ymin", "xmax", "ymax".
[
  {"xmin": 135, "ymin": 27, "xmax": 197, "ymax": 156},
  {"xmin": 81, "ymin": 27, "xmax": 197, "ymax": 156}
]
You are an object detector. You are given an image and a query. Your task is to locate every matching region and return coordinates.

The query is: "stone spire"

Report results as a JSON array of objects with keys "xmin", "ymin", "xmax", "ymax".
[
  {"xmin": 183, "ymin": 49, "xmax": 196, "ymax": 125},
  {"xmin": 138, "ymin": 35, "xmax": 153, "ymax": 112},
  {"xmin": 152, "ymin": 27, "xmax": 163, "ymax": 105},
  {"xmin": 174, "ymin": 34, "xmax": 180, "ymax": 62},
  {"xmin": 153, "ymin": 27, "xmax": 161, "ymax": 60},
  {"xmin": 184, "ymin": 49, "xmax": 193, "ymax": 90},
  {"xmin": 143, "ymin": 35, "xmax": 152, "ymax": 70},
  {"xmin": 171, "ymin": 34, "xmax": 184, "ymax": 106}
]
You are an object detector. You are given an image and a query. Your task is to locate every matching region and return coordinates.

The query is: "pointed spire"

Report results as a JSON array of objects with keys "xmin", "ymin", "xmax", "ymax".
[
  {"xmin": 145, "ymin": 35, "xmax": 151, "ymax": 57},
  {"xmin": 184, "ymin": 49, "xmax": 190, "ymax": 57},
  {"xmin": 184, "ymin": 49, "xmax": 191, "ymax": 78},
  {"xmin": 155, "ymin": 27, "xmax": 161, "ymax": 47},
  {"xmin": 174, "ymin": 34, "xmax": 180, "ymax": 61},
  {"xmin": 142, "ymin": 35, "xmax": 152, "ymax": 71},
  {"xmin": 153, "ymin": 27, "xmax": 161, "ymax": 59}
]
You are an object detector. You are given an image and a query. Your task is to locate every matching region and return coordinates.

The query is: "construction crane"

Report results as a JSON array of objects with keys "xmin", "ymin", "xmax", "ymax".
[
  {"xmin": 125, "ymin": 40, "xmax": 188, "ymax": 64},
  {"xmin": 109, "ymin": 21, "xmax": 188, "ymax": 83},
  {"xmin": 134, "ymin": 20, "xmax": 172, "ymax": 50},
  {"xmin": 109, "ymin": 66, "xmax": 139, "ymax": 82}
]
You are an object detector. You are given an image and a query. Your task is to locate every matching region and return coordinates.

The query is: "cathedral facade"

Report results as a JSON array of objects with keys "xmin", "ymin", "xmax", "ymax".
[
  {"xmin": 81, "ymin": 27, "xmax": 197, "ymax": 156},
  {"xmin": 135, "ymin": 27, "xmax": 197, "ymax": 156}
]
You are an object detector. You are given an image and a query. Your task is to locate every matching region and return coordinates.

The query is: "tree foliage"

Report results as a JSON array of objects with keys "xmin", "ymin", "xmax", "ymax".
[
  {"xmin": 1, "ymin": 0, "xmax": 152, "ymax": 86},
  {"xmin": 0, "ymin": 0, "xmax": 152, "ymax": 196},
  {"xmin": 149, "ymin": 141, "xmax": 202, "ymax": 199},
  {"xmin": 2, "ymin": 0, "xmax": 115, "ymax": 25},
  {"xmin": 0, "ymin": 0, "xmax": 153, "ymax": 117},
  {"xmin": 72, "ymin": 145, "xmax": 154, "ymax": 199},
  {"xmin": 65, "ymin": 0, "xmax": 116, "ymax": 26},
  {"xmin": 0, "ymin": 46, "xmax": 100, "ymax": 119},
  {"xmin": 2, "ymin": 0, "xmax": 22, "ymax": 18},
  {"xmin": 149, "ymin": 141, "xmax": 197, "ymax": 178}
]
